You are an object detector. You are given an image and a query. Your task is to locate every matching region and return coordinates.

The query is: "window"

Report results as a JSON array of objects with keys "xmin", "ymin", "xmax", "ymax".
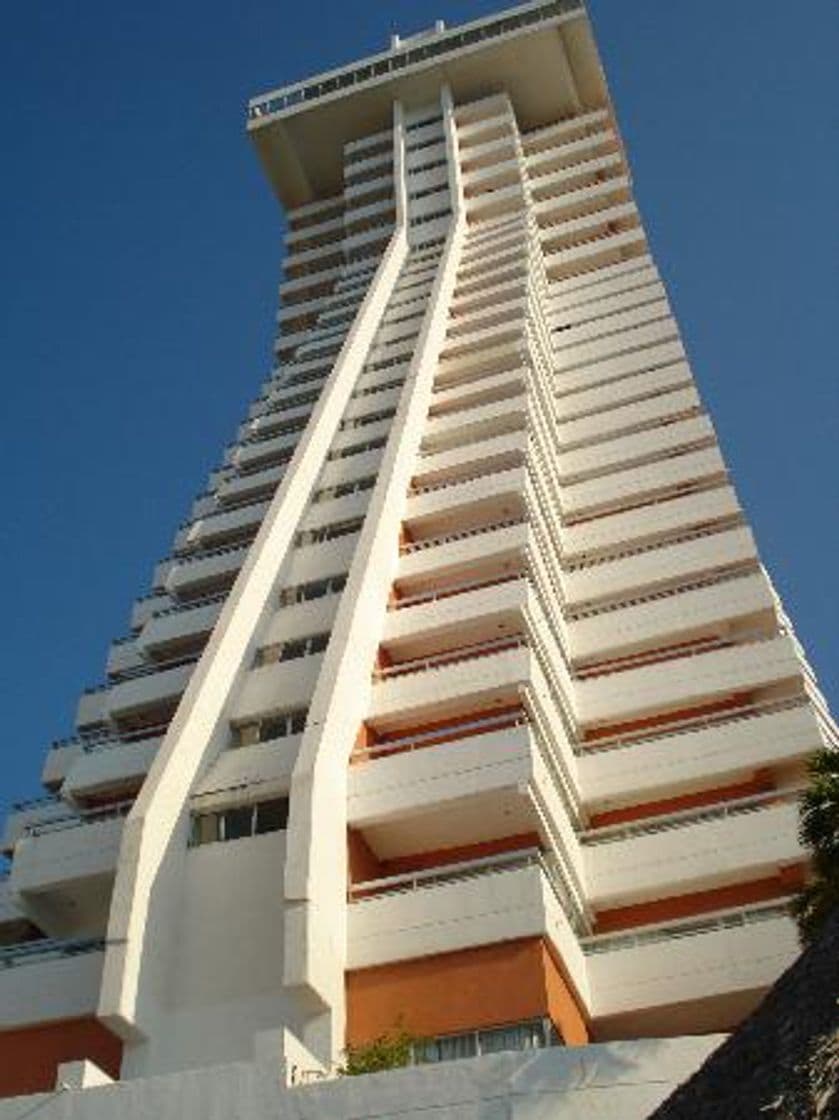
[
  {"xmin": 295, "ymin": 516, "xmax": 365, "ymax": 547},
  {"xmin": 327, "ymin": 436, "xmax": 387, "ymax": 461},
  {"xmin": 232, "ymin": 708, "xmax": 308, "ymax": 748},
  {"xmin": 189, "ymin": 797, "xmax": 290, "ymax": 847},
  {"xmin": 278, "ymin": 573, "xmax": 347, "ymax": 607},
  {"xmin": 254, "ymin": 631, "xmax": 330, "ymax": 667},
  {"xmin": 339, "ymin": 407, "xmax": 396, "ymax": 432},
  {"xmin": 312, "ymin": 476, "xmax": 376, "ymax": 504},
  {"xmin": 414, "ymin": 1019, "xmax": 556, "ymax": 1065}
]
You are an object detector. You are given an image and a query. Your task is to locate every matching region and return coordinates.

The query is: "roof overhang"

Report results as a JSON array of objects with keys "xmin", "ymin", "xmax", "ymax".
[{"xmin": 247, "ymin": 0, "xmax": 608, "ymax": 210}]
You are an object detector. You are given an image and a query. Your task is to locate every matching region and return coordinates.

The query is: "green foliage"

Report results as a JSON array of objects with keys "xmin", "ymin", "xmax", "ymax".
[
  {"xmin": 341, "ymin": 1024, "xmax": 419, "ymax": 1077},
  {"xmin": 794, "ymin": 749, "xmax": 839, "ymax": 944}
]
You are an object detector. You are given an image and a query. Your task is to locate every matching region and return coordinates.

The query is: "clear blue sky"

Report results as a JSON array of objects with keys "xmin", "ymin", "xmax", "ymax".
[{"xmin": 1, "ymin": 0, "xmax": 837, "ymax": 820}]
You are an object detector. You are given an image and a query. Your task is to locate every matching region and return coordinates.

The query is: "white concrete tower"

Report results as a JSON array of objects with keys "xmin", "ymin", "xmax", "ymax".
[{"xmin": 0, "ymin": 0, "xmax": 835, "ymax": 1101}]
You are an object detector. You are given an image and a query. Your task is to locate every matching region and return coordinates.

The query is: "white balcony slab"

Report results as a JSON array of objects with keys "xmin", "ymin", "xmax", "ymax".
[
  {"xmin": 579, "ymin": 701, "xmax": 822, "ymax": 809},
  {"xmin": 561, "ymin": 446, "xmax": 725, "ymax": 519},
  {"xmin": 575, "ymin": 635, "xmax": 803, "ymax": 728},
  {"xmin": 63, "ymin": 737, "xmax": 162, "ymax": 800},
  {"xmin": 41, "ymin": 741, "xmax": 84, "ymax": 790},
  {"xmin": 370, "ymin": 644, "xmax": 531, "ymax": 729},
  {"xmin": 348, "ymin": 861, "xmax": 589, "ymax": 1003},
  {"xmin": 555, "ymin": 360, "xmax": 692, "ymax": 422},
  {"xmin": 0, "ymin": 945, "xmax": 104, "ymax": 1028},
  {"xmin": 166, "ymin": 545, "xmax": 250, "ymax": 596},
  {"xmin": 587, "ymin": 909, "xmax": 798, "ymax": 1019},
  {"xmin": 584, "ymin": 799, "xmax": 804, "ymax": 908},
  {"xmin": 558, "ymin": 415, "xmax": 713, "ymax": 482},
  {"xmin": 2, "ymin": 800, "xmax": 73, "ymax": 851},
  {"xmin": 558, "ymin": 385, "xmax": 699, "ymax": 448},
  {"xmin": 561, "ymin": 525, "xmax": 756, "ymax": 607},
  {"xmin": 11, "ymin": 814, "xmax": 125, "ymax": 896},
  {"xmin": 192, "ymin": 738, "xmax": 300, "ymax": 810},
  {"xmin": 138, "ymin": 599, "xmax": 223, "ymax": 655},
  {"xmin": 567, "ymin": 571, "xmax": 774, "ymax": 663},
  {"xmin": 560, "ymin": 484, "xmax": 741, "ymax": 561},
  {"xmin": 231, "ymin": 655, "xmax": 325, "ymax": 724},
  {"xmin": 107, "ymin": 661, "xmax": 196, "ymax": 719}
]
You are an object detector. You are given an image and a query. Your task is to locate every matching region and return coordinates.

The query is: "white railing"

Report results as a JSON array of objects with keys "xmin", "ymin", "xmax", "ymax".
[
  {"xmin": 580, "ymin": 788, "xmax": 802, "ymax": 847},
  {"xmin": 581, "ymin": 899, "xmax": 793, "ymax": 956}
]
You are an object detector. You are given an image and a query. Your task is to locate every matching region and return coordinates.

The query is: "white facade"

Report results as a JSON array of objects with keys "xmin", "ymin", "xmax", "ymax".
[{"xmin": 0, "ymin": 0, "xmax": 835, "ymax": 1105}]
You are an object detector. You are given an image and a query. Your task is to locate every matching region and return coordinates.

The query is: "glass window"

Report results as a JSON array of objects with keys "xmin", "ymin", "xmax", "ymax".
[
  {"xmin": 255, "ymin": 799, "xmax": 289, "ymax": 834},
  {"xmin": 221, "ymin": 806, "xmax": 253, "ymax": 841},
  {"xmin": 288, "ymin": 709, "xmax": 308, "ymax": 735}
]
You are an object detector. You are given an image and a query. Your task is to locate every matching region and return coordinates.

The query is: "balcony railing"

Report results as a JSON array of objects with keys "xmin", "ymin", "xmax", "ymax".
[
  {"xmin": 574, "ymin": 629, "xmax": 776, "ymax": 681},
  {"xmin": 390, "ymin": 570, "xmax": 523, "ymax": 611},
  {"xmin": 564, "ymin": 562, "xmax": 759, "ymax": 622},
  {"xmin": 248, "ymin": 2, "xmax": 583, "ymax": 122},
  {"xmin": 374, "ymin": 634, "xmax": 525, "ymax": 681},
  {"xmin": 354, "ymin": 707, "xmax": 527, "ymax": 761},
  {"xmin": 107, "ymin": 650, "xmax": 202, "ymax": 685},
  {"xmin": 579, "ymin": 788, "xmax": 802, "ymax": 847},
  {"xmin": 581, "ymin": 899, "xmax": 793, "ymax": 956},
  {"xmin": 400, "ymin": 516, "xmax": 524, "ymax": 555},
  {"xmin": 349, "ymin": 845, "xmax": 542, "ymax": 901},
  {"xmin": 578, "ymin": 694, "xmax": 811, "ymax": 756},
  {"xmin": 24, "ymin": 799, "xmax": 135, "ymax": 837},
  {"xmin": 0, "ymin": 936, "xmax": 106, "ymax": 970}
]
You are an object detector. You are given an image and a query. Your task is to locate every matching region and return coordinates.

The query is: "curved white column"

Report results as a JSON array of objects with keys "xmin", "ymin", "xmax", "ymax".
[
  {"xmin": 282, "ymin": 85, "xmax": 467, "ymax": 1063},
  {"xmin": 98, "ymin": 107, "xmax": 411, "ymax": 1046}
]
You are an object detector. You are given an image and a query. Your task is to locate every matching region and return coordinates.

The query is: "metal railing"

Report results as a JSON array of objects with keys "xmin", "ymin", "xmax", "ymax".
[
  {"xmin": 580, "ymin": 788, "xmax": 802, "ymax": 847},
  {"xmin": 581, "ymin": 900, "xmax": 793, "ymax": 956},
  {"xmin": 0, "ymin": 937, "xmax": 106, "ymax": 970},
  {"xmin": 354, "ymin": 708, "xmax": 528, "ymax": 760},
  {"xmin": 349, "ymin": 846, "xmax": 544, "ymax": 901},
  {"xmin": 578, "ymin": 694, "xmax": 810, "ymax": 756},
  {"xmin": 400, "ymin": 516, "xmax": 524, "ymax": 554},
  {"xmin": 373, "ymin": 634, "xmax": 525, "ymax": 681},
  {"xmin": 25, "ymin": 799, "xmax": 135, "ymax": 837},
  {"xmin": 390, "ymin": 570, "xmax": 523, "ymax": 611},
  {"xmin": 248, "ymin": 2, "xmax": 582, "ymax": 121}
]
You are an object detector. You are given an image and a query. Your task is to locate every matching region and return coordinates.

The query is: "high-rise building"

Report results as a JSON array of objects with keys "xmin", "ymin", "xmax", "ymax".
[{"xmin": 1, "ymin": 0, "xmax": 835, "ymax": 1104}]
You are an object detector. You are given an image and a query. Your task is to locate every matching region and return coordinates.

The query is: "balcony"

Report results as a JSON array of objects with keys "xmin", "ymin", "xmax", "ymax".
[
  {"xmin": 575, "ymin": 634, "xmax": 805, "ymax": 731},
  {"xmin": 403, "ymin": 465, "xmax": 527, "ymax": 546},
  {"xmin": 40, "ymin": 737, "xmax": 84, "ymax": 791},
  {"xmin": 566, "ymin": 570, "xmax": 774, "ymax": 665},
  {"xmin": 0, "ymin": 937, "xmax": 106, "ymax": 1028},
  {"xmin": 561, "ymin": 524, "xmax": 755, "ymax": 608},
  {"xmin": 370, "ymin": 635, "xmax": 531, "ymax": 731},
  {"xmin": 395, "ymin": 519, "xmax": 527, "ymax": 599},
  {"xmin": 2, "ymin": 797, "xmax": 72, "ymax": 853},
  {"xmin": 106, "ymin": 655, "xmax": 197, "ymax": 721},
  {"xmin": 562, "ymin": 446, "xmax": 726, "ymax": 521},
  {"xmin": 165, "ymin": 541, "xmax": 251, "ymax": 597},
  {"xmin": 584, "ymin": 902, "xmax": 798, "ymax": 1032},
  {"xmin": 543, "ymin": 227, "xmax": 647, "ymax": 282},
  {"xmin": 62, "ymin": 731, "xmax": 164, "ymax": 801},
  {"xmin": 349, "ymin": 704, "xmax": 581, "ymax": 886},
  {"xmin": 10, "ymin": 804, "xmax": 130, "ymax": 936},
  {"xmin": 579, "ymin": 697, "xmax": 822, "ymax": 810},
  {"xmin": 582, "ymin": 793, "xmax": 804, "ymax": 909},
  {"xmin": 347, "ymin": 849, "xmax": 589, "ymax": 1004},
  {"xmin": 560, "ymin": 484, "xmax": 742, "ymax": 564},
  {"xmin": 136, "ymin": 594, "xmax": 224, "ymax": 657}
]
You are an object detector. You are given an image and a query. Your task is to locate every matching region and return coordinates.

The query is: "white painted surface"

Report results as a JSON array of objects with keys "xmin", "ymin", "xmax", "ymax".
[{"xmin": 0, "ymin": 1037, "xmax": 724, "ymax": 1120}]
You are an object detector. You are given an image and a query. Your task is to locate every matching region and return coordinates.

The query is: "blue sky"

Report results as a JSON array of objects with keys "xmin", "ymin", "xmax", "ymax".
[{"xmin": 1, "ymin": 0, "xmax": 837, "ymax": 819}]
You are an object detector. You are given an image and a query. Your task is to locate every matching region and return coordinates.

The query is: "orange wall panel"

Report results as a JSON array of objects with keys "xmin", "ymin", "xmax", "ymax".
[
  {"xmin": 595, "ymin": 869, "xmax": 806, "ymax": 933},
  {"xmin": 0, "ymin": 1017, "xmax": 122, "ymax": 1099},
  {"xmin": 346, "ymin": 937, "xmax": 589, "ymax": 1048}
]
